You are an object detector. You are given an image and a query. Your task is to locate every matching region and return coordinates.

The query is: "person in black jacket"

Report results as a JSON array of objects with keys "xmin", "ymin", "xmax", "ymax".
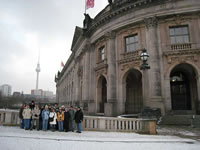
[
  {"xmin": 74, "ymin": 107, "xmax": 84, "ymax": 133},
  {"xmin": 19, "ymin": 104, "xmax": 26, "ymax": 129},
  {"xmin": 68, "ymin": 106, "xmax": 75, "ymax": 132},
  {"xmin": 64, "ymin": 108, "xmax": 70, "ymax": 132},
  {"xmin": 29, "ymin": 101, "xmax": 35, "ymax": 110}
]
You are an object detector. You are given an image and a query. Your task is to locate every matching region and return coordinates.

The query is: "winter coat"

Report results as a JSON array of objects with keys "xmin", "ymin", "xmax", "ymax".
[
  {"xmin": 30, "ymin": 103, "xmax": 35, "ymax": 110},
  {"xmin": 74, "ymin": 110, "xmax": 84, "ymax": 123},
  {"xmin": 19, "ymin": 106, "xmax": 24, "ymax": 119},
  {"xmin": 42, "ymin": 109, "xmax": 50, "ymax": 120},
  {"xmin": 32, "ymin": 107, "xmax": 41, "ymax": 119},
  {"xmin": 57, "ymin": 111, "xmax": 64, "ymax": 121},
  {"xmin": 69, "ymin": 110, "xmax": 75, "ymax": 121},
  {"xmin": 49, "ymin": 112, "xmax": 57, "ymax": 125},
  {"xmin": 64, "ymin": 111, "xmax": 70, "ymax": 131},
  {"xmin": 64, "ymin": 111, "xmax": 70, "ymax": 121},
  {"xmin": 22, "ymin": 108, "xmax": 32, "ymax": 119}
]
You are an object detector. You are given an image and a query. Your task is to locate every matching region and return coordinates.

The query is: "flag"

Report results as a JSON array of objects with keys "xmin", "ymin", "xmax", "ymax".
[
  {"xmin": 61, "ymin": 61, "xmax": 64, "ymax": 67},
  {"xmin": 86, "ymin": 0, "xmax": 94, "ymax": 9}
]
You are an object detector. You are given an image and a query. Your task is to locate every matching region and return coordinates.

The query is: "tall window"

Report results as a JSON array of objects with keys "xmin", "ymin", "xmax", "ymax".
[
  {"xmin": 169, "ymin": 25, "xmax": 189, "ymax": 44},
  {"xmin": 99, "ymin": 46, "xmax": 105, "ymax": 61},
  {"xmin": 125, "ymin": 34, "xmax": 138, "ymax": 52}
]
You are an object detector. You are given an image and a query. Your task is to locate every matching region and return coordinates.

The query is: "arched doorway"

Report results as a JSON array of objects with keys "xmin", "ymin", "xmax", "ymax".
[
  {"xmin": 97, "ymin": 76, "xmax": 107, "ymax": 113},
  {"xmin": 170, "ymin": 64, "xmax": 198, "ymax": 111},
  {"xmin": 125, "ymin": 69, "xmax": 143, "ymax": 114}
]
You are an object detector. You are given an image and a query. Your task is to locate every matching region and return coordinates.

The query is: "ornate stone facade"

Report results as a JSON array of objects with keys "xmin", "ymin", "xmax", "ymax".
[{"xmin": 56, "ymin": 0, "xmax": 200, "ymax": 116}]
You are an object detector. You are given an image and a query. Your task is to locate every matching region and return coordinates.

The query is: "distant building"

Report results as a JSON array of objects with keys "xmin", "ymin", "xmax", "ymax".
[
  {"xmin": 31, "ymin": 89, "xmax": 54, "ymax": 99},
  {"xmin": 0, "ymin": 84, "xmax": 12, "ymax": 97},
  {"xmin": 31, "ymin": 89, "xmax": 43, "ymax": 96},
  {"xmin": 13, "ymin": 92, "xmax": 21, "ymax": 97},
  {"xmin": 23, "ymin": 94, "xmax": 34, "ymax": 99},
  {"xmin": 43, "ymin": 91, "xmax": 53, "ymax": 98}
]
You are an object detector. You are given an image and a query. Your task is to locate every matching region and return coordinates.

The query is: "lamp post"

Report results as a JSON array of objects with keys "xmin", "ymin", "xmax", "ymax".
[
  {"xmin": 140, "ymin": 48, "xmax": 150, "ymax": 109},
  {"xmin": 140, "ymin": 48, "xmax": 150, "ymax": 70}
]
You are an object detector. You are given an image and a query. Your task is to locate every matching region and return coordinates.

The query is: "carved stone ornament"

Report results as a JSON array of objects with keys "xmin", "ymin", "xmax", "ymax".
[
  {"xmin": 108, "ymin": 0, "xmax": 112, "ymax": 5},
  {"xmin": 118, "ymin": 26, "xmax": 139, "ymax": 36},
  {"xmin": 104, "ymin": 31, "xmax": 116, "ymax": 40},
  {"xmin": 83, "ymin": 43, "xmax": 90, "ymax": 51},
  {"xmin": 77, "ymin": 66, "xmax": 83, "ymax": 77},
  {"xmin": 120, "ymin": 61, "xmax": 140, "ymax": 71},
  {"xmin": 172, "ymin": 15, "xmax": 188, "ymax": 25},
  {"xmin": 166, "ymin": 55, "xmax": 198, "ymax": 64},
  {"xmin": 96, "ymin": 68, "xmax": 107, "ymax": 77},
  {"xmin": 144, "ymin": 17, "xmax": 158, "ymax": 29},
  {"xmin": 95, "ymin": 39, "xmax": 106, "ymax": 49}
]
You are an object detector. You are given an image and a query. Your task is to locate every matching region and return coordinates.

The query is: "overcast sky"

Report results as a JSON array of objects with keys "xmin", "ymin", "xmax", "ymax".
[{"xmin": 0, "ymin": 0, "xmax": 108, "ymax": 94}]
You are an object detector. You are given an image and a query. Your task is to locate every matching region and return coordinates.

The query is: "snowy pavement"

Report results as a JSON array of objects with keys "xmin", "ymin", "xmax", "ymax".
[{"xmin": 0, "ymin": 126, "xmax": 200, "ymax": 150}]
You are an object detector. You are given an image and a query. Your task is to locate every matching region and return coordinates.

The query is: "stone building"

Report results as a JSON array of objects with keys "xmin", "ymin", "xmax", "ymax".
[{"xmin": 56, "ymin": 0, "xmax": 200, "ymax": 117}]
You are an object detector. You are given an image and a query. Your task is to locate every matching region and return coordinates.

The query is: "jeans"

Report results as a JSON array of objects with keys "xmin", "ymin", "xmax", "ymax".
[
  {"xmin": 24, "ymin": 119, "xmax": 30, "ymax": 130},
  {"xmin": 42, "ymin": 119, "xmax": 48, "ymax": 131},
  {"xmin": 58, "ymin": 121, "xmax": 63, "ymax": 131},
  {"xmin": 20, "ymin": 119, "xmax": 24, "ymax": 129},
  {"xmin": 31, "ymin": 119, "xmax": 40, "ymax": 130},
  {"xmin": 77, "ymin": 123, "xmax": 82, "ymax": 133},
  {"xmin": 69, "ymin": 120, "xmax": 74, "ymax": 131},
  {"xmin": 50, "ymin": 124, "xmax": 56, "ymax": 131}
]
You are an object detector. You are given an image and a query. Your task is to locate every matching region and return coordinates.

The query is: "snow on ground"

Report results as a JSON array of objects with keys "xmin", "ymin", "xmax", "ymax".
[
  {"xmin": 158, "ymin": 127, "xmax": 197, "ymax": 136},
  {"xmin": 0, "ymin": 126, "xmax": 200, "ymax": 150},
  {"xmin": 157, "ymin": 125, "xmax": 200, "ymax": 138}
]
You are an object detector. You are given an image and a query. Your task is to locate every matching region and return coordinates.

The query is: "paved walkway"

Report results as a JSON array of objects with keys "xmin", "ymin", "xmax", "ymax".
[{"xmin": 0, "ymin": 126, "xmax": 200, "ymax": 150}]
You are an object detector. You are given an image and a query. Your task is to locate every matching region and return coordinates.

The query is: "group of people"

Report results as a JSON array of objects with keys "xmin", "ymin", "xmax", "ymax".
[{"xmin": 19, "ymin": 101, "xmax": 84, "ymax": 133}]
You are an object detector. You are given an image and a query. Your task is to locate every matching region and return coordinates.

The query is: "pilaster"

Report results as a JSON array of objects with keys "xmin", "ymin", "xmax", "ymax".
[
  {"xmin": 144, "ymin": 17, "xmax": 164, "ymax": 113},
  {"xmin": 145, "ymin": 17, "xmax": 162, "ymax": 97},
  {"xmin": 104, "ymin": 31, "xmax": 117, "ymax": 116},
  {"xmin": 197, "ymin": 75, "xmax": 200, "ymax": 113}
]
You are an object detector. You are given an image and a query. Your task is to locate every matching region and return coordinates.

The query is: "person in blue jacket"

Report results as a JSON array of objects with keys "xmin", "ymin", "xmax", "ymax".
[{"xmin": 42, "ymin": 105, "xmax": 50, "ymax": 131}]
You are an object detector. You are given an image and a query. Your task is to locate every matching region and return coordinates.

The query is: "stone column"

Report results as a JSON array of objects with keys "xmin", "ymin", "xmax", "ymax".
[
  {"xmin": 144, "ymin": 17, "xmax": 162, "ymax": 106},
  {"xmin": 75, "ymin": 58, "xmax": 82, "ymax": 106},
  {"xmin": 105, "ymin": 31, "xmax": 117, "ymax": 116},
  {"xmin": 83, "ymin": 49, "xmax": 90, "ymax": 101},
  {"xmin": 197, "ymin": 75, "xmax": 200, "ymax": 113},
  {"xmin": 164, "ymin": 77, "xmax": 172, "ymax": 114},
  {"xmin": 88, "ymin": 45, "xmax": 97, "ymax": 115}
]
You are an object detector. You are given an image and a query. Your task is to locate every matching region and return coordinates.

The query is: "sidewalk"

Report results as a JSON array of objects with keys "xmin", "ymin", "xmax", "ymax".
[
  {"xmin": 157, "ymin": 125, "xmax": 200, "ymax": 141},
  {"xmin": 0, "ymin": 126, "xmax": 200, "ymax": 150}
]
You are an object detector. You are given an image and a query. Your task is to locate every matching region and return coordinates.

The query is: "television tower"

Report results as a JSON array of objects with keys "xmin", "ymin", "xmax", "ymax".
[{"xmin": 35, "ymin": 51, "xmax": 41, "ymax": 90}]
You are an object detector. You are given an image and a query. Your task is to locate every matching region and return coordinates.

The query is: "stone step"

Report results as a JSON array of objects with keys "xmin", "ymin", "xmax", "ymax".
[
  {"xmin": 159, "ymin": 115, "xmax": 197, "ymax": 125},
  {"xmin": 192, "ymin": 116, "xmax": 200, "ymax": 128}
]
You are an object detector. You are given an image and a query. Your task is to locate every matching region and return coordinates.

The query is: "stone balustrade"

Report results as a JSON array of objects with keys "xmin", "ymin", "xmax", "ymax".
[
  {"xmin": 0, "ymin": 109, "xmax": 157, "ymax": 134},
  {"xmin": 83, "ymin": 116, "xmax": 156, "ymax": 134},
  {"xmin": 118, "ymin": 49, "xmax": 142, "ymax": 64},
  {"xmin": 0, "ymin": 109, "xmax": 20, "ymax": 126},
  {"xmin": 121, "ymin": 49, "xmax": 141, "ymax": 60},
  {"xmin": 170, "ymin": 43, "xmax": 193, "ymax": 50}
]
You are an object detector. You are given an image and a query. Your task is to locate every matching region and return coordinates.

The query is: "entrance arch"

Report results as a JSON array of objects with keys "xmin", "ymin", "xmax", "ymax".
[
  {"xmin": 97, "ymin": 75, "xmax": 107, "ymax": 113},
  {"xmin": 124, "ymin": 69, "xmax": 143, "ymax": 114},
  {"xmin": 170, "ymin": 63, "xmax": 198, "ymax": 112}
]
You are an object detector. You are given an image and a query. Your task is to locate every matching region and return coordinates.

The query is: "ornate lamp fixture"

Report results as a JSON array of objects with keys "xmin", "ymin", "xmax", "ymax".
[{"xmin": 140, "ymin": 48, "xmax": 150, "ymax": 70}]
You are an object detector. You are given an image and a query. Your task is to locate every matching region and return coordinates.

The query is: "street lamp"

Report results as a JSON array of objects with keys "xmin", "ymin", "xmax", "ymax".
[{"xmin": 140, "ymin": 48, "xmax": 150, "ymax": 70}]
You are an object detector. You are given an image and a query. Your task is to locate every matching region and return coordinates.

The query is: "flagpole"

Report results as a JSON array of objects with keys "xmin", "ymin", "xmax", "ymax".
[{"xmin": 85, "ymin": 0, "xmax": 87, "ymax": 14}]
